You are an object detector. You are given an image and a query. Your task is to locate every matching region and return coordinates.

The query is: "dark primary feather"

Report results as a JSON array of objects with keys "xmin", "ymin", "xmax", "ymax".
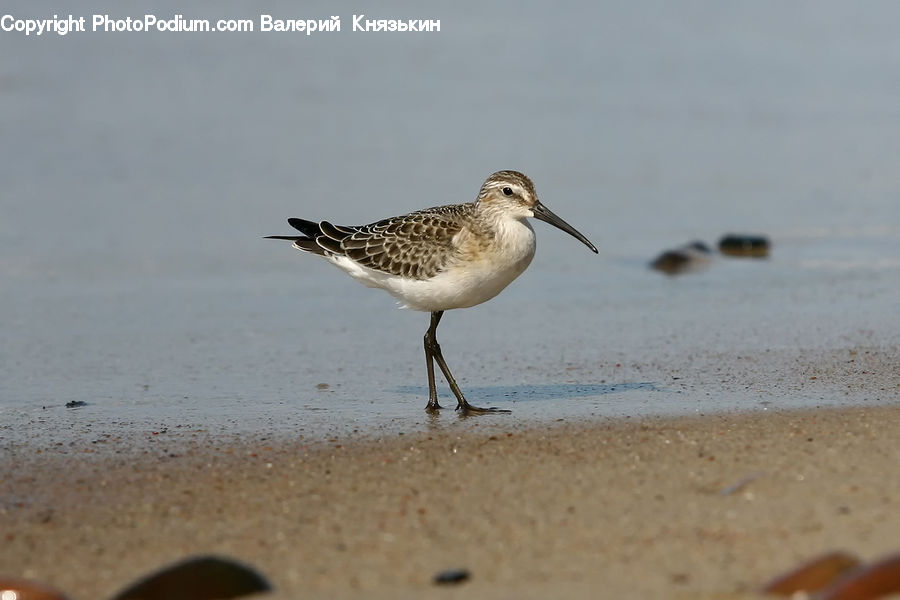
[
  {"xmin": 267, "ymin": 204, "xmax": 477, "ymax": 279},
  {"xmin": 265, "ymin": 218, "xmax": 328, "ymax": 256},
  {"xmin": 287, "ymin": 218, "xmax": 321, "ymax": 238}
]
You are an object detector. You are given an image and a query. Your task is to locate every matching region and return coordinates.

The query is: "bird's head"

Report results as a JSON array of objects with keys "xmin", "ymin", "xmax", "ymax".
[{"xmin": 476, "ymin": 170, "xmax": 598, "ymax": 253}]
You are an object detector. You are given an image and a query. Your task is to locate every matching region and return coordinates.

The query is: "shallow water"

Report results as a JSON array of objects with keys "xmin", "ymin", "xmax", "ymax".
[{"xmin": 1, "ymin": 1, "xmax": 898, "ymax": 448}]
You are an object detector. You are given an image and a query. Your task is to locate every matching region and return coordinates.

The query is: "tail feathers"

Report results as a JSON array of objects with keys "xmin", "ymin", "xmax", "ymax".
[
  {"xmin": 293, "ymin": 239, "xmax": 325, "ymax": 254},
  {"xmin": 319, "ymin": 220, "xmax": 349, "ymax": 241},
  {"xmin": 265, "ymin": 233, "xmax": 326, "ymax": 256},
  {"xmin": 267, "ymin": 218, "xmax": 337, "ymax": 257},
  {"xmin": 288, "ymin": 218, "xmax": 321, "ymax": 238}
]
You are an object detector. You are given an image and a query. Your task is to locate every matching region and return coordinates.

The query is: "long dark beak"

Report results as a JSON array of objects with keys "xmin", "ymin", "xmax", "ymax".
[{"xmin": 532, "ymin": 202, "xmax": 598, "ymax": 253}]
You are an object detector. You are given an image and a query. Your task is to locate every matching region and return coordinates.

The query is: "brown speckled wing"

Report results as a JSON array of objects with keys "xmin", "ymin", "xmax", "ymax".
[{"xmin": 335, "ymin": 204, "xmax": 475, "ymax": 280}]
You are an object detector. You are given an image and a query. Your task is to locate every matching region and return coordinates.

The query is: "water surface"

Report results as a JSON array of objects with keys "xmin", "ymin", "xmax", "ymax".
[{"xmin": 2, "ymin": 1, "xmax": 898, "ymax": 448}]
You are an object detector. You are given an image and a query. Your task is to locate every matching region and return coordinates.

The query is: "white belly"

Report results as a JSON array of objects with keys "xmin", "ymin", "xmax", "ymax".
[
  {"xmin": 389, "ymin": 253, "xmax": 534, "ymax": 311},
  {"xmin": 327, "ymin": 217, "xmax": 537, "ymax": 312}
]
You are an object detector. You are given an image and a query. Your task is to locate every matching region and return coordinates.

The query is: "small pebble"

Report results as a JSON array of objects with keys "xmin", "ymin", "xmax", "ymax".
[{"xmin": 433, "ymin": 568, "xmax": 470, "ymax": 585}]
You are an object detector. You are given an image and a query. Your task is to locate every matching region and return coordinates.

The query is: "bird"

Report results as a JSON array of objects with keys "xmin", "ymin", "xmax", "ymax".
[{"xmin": 266, "ymin": 170, "xmax": 598, "ymax": 413}]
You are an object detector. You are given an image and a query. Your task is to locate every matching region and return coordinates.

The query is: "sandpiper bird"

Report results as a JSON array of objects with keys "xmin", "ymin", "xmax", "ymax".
[{"xmin": 267, "ymin": 170, "xmax": 597, "ymax": 413}]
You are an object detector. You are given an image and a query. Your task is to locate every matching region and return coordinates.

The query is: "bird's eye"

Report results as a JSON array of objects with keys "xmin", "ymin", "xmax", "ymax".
[{"xmin": 502, "ymin": 187, "xmax": 514, "ymax": 197}]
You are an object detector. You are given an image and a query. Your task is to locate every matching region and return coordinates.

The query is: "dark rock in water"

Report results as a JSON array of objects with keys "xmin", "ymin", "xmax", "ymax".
[
  {"xmin": 65, "ymin": 401, "xmax": 87, "ymax": 408},
  {"xmin": 0, "ymin": 578, "xmax": 72, "ymax": 600},
  {"xmin": 650, "ymin": 241, "xmax": 713, "ymax": 275},
  {"xmin": 718, "ymin": 234, "xmax": 770, "ymax": 257},
  {"xmin": 110, "ymin": 555, "xmax": 271, "ymax": 600},
  {"xmin": 433, "ymin": 568, "xmax": 471, "ymax": 585}
]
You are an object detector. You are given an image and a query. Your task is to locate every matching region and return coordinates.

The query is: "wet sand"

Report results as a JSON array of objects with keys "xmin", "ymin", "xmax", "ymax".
[{"xmin": 3, "ymin": 368, "xmax": 900, "ymax": 599}]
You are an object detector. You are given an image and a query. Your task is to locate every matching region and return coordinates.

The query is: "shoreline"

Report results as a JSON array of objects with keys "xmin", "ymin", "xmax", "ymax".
[
  {"xmin": 4, "ymin": 403, "xmax": 900, "ymax": 599},
  {"xmin": 2, "ymin": 344, "xmax": 896, "ymax": 454}
]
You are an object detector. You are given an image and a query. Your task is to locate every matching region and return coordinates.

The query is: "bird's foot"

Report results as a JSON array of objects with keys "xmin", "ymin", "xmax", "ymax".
[
  {"xmin": 456, "ymin": 401, "xmax": 511, "ymax": 415},
  {"xmin": 425, "ymin": 401, "xmax": 443, "ymax": 413}
]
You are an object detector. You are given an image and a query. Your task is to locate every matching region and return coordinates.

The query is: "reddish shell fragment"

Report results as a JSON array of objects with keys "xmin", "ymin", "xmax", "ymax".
[
  {"xmin": 0, "ymin": 578, "xmax": 72, "ymax": 600},
  {"xmin": 817, "ymin": 553, "xmax": 900, "ymax": 600},
  {"xmin": 760, "ymin": 551, "xmax": 860, "ymax": 595}
]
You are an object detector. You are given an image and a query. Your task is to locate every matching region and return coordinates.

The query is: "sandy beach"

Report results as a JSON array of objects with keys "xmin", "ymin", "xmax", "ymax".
[
  {"xmin": 5, "ymin": 3, "xmax": 900, "ymax": 599},
  {"xmin": 4, "ymin": 359, "xmax": 899, "ymax": 599}
]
